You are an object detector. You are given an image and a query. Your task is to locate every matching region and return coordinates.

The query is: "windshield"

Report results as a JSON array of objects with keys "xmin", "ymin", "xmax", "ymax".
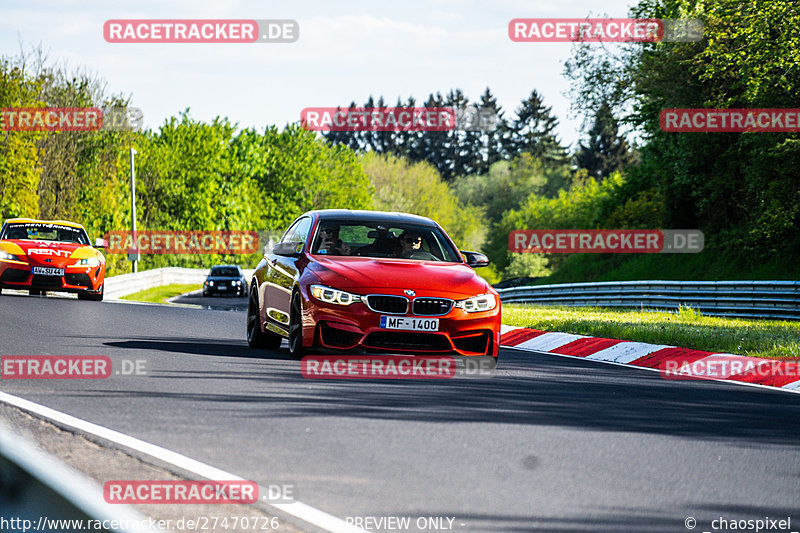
[
  {"xmin": 209, "ymin": 266, "xmax": 240, "ymax": 277},
  {"xmin": 310, "ymin": 221, "xmax": 461, "ymax": 262},
  {"xmin": 1, "ymin": 222, "xmax": 90, "ymax": 245}
]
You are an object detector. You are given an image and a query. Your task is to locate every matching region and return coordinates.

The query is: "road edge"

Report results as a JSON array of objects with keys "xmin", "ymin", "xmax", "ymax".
[{"xmin": 500, "ymin": 325, "xmax": 800, "ymax": 395}]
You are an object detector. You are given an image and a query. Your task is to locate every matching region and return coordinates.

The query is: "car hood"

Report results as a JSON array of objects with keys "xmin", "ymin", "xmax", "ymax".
[
  {"xmin": 205, "ymin": 276, "xmax": 243, "ymax": 282},
  {"xmin": 309, "ymin": 256, "xmax": 490, "ymax": 298},
  {"xmin": 1, "ymin": 239, "xmax": 103, "ymax": 267}
]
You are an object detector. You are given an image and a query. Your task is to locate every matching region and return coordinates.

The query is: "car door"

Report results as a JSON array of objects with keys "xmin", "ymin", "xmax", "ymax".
[{"xmin": 264, "ymin": 216, "xmax": 312, "ymax": 330}]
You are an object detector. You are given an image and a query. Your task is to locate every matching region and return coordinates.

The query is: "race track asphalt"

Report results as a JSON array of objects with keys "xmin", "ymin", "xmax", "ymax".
[{"xmin": 1, "ymin": 293, "xmax": 799, "ymax": 532}]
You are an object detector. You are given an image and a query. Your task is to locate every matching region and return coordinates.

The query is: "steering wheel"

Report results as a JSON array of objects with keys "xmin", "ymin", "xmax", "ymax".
[{"xmin": 406, "ymin": 251, "xmax": 437, "ymax": 260}]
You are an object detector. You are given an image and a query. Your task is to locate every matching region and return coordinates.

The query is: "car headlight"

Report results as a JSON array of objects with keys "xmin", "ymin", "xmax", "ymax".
[
  {"xmin": 70, "ymin": 257, "xmax": 101, "ymax": 267},
  {"xmin": 310, "ymin": 284, "xmax": 361, "ymax": 306},
  {"xmin": 0, "ymin": 251, "xmax": 23, "ymax": 262},
  {"xmin": 454, "ymin": 293, "xmax": 497, "ymax": 313},
  {"xmin": 233, "ymin": 280, "xmax": 241, "ymax": 286},
  {"xmin": 205, "ymin": 280, "xmax": 214, "ymax": 286}
]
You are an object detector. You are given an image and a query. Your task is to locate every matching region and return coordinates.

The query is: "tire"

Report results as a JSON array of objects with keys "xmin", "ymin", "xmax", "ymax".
[
  {"xmin": 246, "ymin": 283, "xmax": 281, "ymax": 350},
  {"xmin": 288, "ymin": 291, "xmax": 306, "ymax": 358},
  {"xmin": 79, "ymin": 284, "xmax": 103, "ymax": 301}
]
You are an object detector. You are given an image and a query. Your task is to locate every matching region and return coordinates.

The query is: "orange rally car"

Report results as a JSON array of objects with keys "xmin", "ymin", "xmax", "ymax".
[{"xmin": 0, "ymin": 218, "xmax": 108, "ymax": 301}]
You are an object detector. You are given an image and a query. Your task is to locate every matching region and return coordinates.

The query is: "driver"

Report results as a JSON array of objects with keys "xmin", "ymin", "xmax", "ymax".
[
  {"xmin": 317, "ymin": 224, "xmax": 350, "ymax": 255},
  {"xmin": 398, "ymin": 230, "xmax": 422, "ymax": 258}
]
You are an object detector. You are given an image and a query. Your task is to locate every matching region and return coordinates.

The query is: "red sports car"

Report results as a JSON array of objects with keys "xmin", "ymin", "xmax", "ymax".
[
  {"xmin": 0, "ymin": 218, "xmax": 107, "ymax": 300},
  {"xmin": 246, "ymin": 210, "xmax": 500, "ymax": 358}
]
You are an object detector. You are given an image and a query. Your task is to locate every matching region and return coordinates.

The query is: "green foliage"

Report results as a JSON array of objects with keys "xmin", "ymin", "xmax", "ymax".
[
  {"xmin": 323, "ymin": 87, "xmax": 572, "ymax": 181},
  {"xmin": 452, "ymin": 153, "xmax": 577, "ymax": 228},
  {"xmin": 502, "ymin": 253, "xmax": 552, "ymax": 279},
  {"xmin": 552, "ymin": 1, "xmax": 800, "ymax": 286},
  {"xmin": 574, "ymin": 101, "xmax": 634, "ymax": 179},
  {"xmin": 250, "ymin": 123, "xmax": 373, "ymax": 228},
  {"xmin": 603, "ymin": 188, "xmax": 665, "ymax": 229},
  {"xmin": 0, "ymin": 133, "xmax": 42, "ymax": 218},
  {"xmin": 120, "ymin": 283, "xmax": 201, "ymax": 303},
  {"xmin": 677, "ymin": 305, "xmax": 702, "ymax": 321},
  {"xmin": 529, "ymin": 244, "xmax": 800, "ymax": 285},
  {"xmin": 507, "ymin": 89, "xmax": 569, "ymax": 166},
  {"xmin": 489, "ymin": 173, "xmax": 626, "ymax": 273},
  {"xmin": 475, "ymin": 263, "xmax": 502, "ymax": 284},
  {"xmin": 360, "ymin": 152, "xmax": 482, "ymax": 250},
  {"xmin": 132, "ymin": 115, "xmax": 373, "ymax": 272},
  {"xmin": 0, "ymin": 59, "xmax": 44, "ymax": 219},
  {"xmin": 565, "ymin": 0, "xmax": 800, "ymax": 276},
  {"xmin": 0, "ymin": 48, "xmax": 376, "ymax": 276}
]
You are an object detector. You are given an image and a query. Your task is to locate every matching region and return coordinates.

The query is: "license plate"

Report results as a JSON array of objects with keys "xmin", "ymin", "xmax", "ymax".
[
  {"xmin": 32, "ymin": 267, "xmax": 64, "ymax": 276},
  {"xmin": 218, "ymin": 284, "xmax": 227, "ymax": 289},
  {"xmin": 380, "ymin": 316, "xmax": 439, "ymax": 331}
]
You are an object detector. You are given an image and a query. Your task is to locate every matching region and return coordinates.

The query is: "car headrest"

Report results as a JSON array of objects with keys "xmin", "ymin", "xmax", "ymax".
[{"xmin": 367, "ymin": 230, "xmax": 396, "ymax": 239}]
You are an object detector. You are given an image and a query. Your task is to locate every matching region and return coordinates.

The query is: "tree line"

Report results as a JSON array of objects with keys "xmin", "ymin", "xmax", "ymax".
[
  {"xmin": 3, "ymin": 0, "xmax": 797, "ymax": 283},
  {"xmin": 322, "ymin": 88, "xmax": 631, "ymax": 183}
]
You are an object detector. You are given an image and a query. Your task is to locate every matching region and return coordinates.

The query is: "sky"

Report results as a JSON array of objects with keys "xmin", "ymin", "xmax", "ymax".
[{"xmin": 2, "ymin": 0, "xmax": 640, "ymax": 150}]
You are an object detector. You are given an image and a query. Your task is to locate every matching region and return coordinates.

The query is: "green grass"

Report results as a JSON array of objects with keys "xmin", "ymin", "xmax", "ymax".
[
  {"xmin": 503, "ymin": 304, "xmax": 800, "ymax": 359},
  {"xmin": 120, "ymin": 283, "xmax": 201, "ymax": 304},
  {"xmin": 527, "ymin": 249, "xmax": 800, "ymax": 285}
]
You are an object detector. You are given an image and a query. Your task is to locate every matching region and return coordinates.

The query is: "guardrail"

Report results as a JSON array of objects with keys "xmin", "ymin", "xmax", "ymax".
[
  {"xmin": 0, "ymin": 421, "xmax": 160, "ymax": 533},
  {"xmin": 105, "ymin": 267, "xmax": 255, "ymax": 299},
  {"xmin": 496, "ymin": 280, "xmax": 800, "ymax": 320}
]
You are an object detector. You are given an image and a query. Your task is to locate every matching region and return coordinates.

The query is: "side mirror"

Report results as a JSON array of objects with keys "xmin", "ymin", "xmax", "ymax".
[
  {"xmin": 273, "ymin": 241, "xmax": 302, "ymax": 257},
  {"xmin": 94, "ymin": 238, "xmax": 109, "ymax": 248},
  {"xmin": 461, "ymin": 251, "xmax": 489, "ymax": 268}
]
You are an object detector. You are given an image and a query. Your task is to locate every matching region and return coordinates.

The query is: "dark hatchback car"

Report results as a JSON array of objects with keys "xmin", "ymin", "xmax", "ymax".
[{"xmin": 203, "ymin": 265, "xmax": 248, "ymax": 297}]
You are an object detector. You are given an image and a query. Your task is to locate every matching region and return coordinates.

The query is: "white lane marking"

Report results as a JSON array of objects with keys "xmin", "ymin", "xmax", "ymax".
[
  {"xmin": 516, "ymin": 332, "xmax": 585, "ymax": 352},
  {"xmin": 0, "ymin": 391, "xmax": 366, "ymax": 533},
  {"xmin": 0, "ymin": 421, "xmax": 163, "ymax": 533},
  {"xmin": 500, "ymin": 324, "xmax": 520, "ymax": 334},
  {"xmin": 585, "ymin": 341, "xmax": 672, "ymax": 363},
  {"xmin": 782, "ymin": 380, "xmax": 800, "ymax": 391},
  {"xmin": 698, "ymin": 354, "xmax": 773, "ymax": 379}
]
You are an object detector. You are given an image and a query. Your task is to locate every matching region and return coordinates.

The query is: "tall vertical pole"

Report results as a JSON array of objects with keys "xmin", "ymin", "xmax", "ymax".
[{"xmin": 130, "ymin": 148, "xmax": 137, "ymax": 273}]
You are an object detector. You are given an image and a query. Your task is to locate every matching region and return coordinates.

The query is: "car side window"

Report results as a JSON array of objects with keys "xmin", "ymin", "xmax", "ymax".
[
  {"xmin": 281, "ymin": 219, "xmax": 301, "ymax": 243},
  {"xmin": 280, "ymin": 217, "xmax": 312, "ymax": 245},
  {"xmin": 292, "ymin": 217, "xmax": 312, "ymax": 244}
]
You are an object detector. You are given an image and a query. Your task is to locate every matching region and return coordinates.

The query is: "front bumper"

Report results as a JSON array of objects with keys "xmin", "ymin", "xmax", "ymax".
[
  {"xmin": 203, "ymin": 283, "xmax": 246, "ymax": 296},
  {"xmin": 0, "ymin": 262, "xmax": 104, "ymax": 293},
  {"xmin": 304, "ymin": 299, "xmax": 501, "ymax": 357}
]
